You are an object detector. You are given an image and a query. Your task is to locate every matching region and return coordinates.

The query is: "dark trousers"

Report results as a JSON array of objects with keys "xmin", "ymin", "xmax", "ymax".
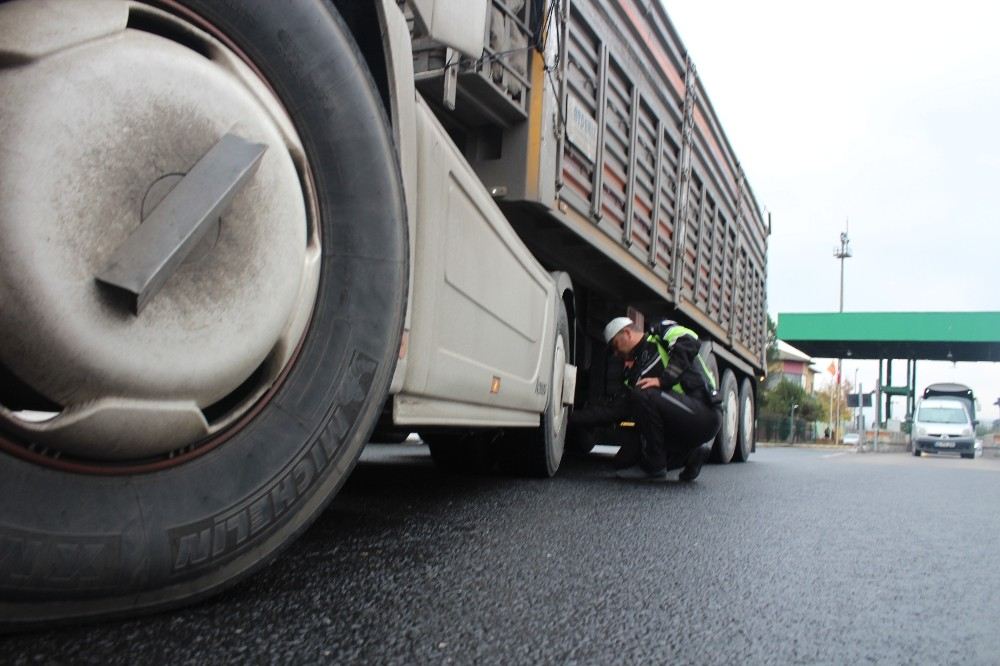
[
  {"xmin": 569, "ymin": 388, "xmax": 722, "ymax": 472},
  {"xmin": 632, "ymin": 388, "xmax": 721, "ymax": 472}
]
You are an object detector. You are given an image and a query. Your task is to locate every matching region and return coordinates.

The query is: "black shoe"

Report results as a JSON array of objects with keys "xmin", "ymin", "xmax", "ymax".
[
  {"xmin": 678, "ymin": 444, "xmax": 710, "ymax": 482},
  {"xmin": 615, "ymin": 465, "xmax": 667, "ymax": 481}
]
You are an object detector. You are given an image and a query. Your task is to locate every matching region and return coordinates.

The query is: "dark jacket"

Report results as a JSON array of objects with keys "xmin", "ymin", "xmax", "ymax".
[
  {"xmin": 625, "ymin": 321, "xmax": 717, "ymax": 401},
  {"xmin": 570, "ymin": 321, "xmax": 718, "ymax": 428}
]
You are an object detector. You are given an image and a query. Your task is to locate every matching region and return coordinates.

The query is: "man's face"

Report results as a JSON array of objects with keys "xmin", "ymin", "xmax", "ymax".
[{"xmin": 610, "ymin": 328, "xmax": 639, "ymax": 358}]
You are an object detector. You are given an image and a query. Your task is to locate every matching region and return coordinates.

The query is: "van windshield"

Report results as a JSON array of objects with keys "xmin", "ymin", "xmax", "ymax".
[{"xmin": 918, "ymin": 405, "xmax": 968, "ymax": 424}]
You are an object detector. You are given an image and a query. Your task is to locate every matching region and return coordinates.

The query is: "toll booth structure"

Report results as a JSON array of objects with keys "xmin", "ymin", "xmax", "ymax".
[{"xmin": 776, "ymin": 312, "xmax": 1000, "ymax": 423}]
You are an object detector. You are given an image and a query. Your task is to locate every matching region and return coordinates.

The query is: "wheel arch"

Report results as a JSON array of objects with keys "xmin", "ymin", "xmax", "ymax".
[{"xmin": 330, "ymin": 1, "xmax": 393, "ymax": 120}]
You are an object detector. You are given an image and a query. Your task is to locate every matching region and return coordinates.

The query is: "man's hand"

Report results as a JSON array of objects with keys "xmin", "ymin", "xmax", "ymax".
[{"xmin": 636, "ymin": 377, "xmax": 661, "ymax": 390}]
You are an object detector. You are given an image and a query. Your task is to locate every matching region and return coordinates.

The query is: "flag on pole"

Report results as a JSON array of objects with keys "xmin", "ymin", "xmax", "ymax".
[{"xmin": 827, "ymin": 362, "xmax": 836, "ymax": 376}]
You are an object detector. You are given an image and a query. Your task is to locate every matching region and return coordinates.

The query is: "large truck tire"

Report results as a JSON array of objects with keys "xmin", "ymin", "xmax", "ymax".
[
  {"xmin": 710, "ymin": 369, "xmax": 739, "ymax": 464},
  {"xmin": 0, "ymin": 0, "xmax": 406, "ymax": 627},
  {"xmin": 733, "ymin": 376, "xmax": 755, "ymax": 462}
]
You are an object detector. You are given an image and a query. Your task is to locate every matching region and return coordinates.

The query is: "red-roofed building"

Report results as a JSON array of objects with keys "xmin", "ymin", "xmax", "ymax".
[{"xmin": 767, "ymin": 340, "xmax": 818, "ymax": 393}]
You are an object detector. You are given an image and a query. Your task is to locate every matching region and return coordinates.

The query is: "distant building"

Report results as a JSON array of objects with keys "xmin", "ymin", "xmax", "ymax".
[{"xmin": 767, "ymin": 340, "xmax": 818, "ymax": 392}]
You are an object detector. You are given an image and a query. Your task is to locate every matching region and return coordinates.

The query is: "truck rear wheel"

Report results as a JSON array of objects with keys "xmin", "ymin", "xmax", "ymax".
[
  {"xmin": 0, "ymin": 0, "xmax": 405, "ymax": 626},
  {"xmin": 733, "ymin": 377, "xmax": 755, "ymax": 462},
  {"xmin": 711, "ymin": 369, "xmax": 739, "ymax": 464}
]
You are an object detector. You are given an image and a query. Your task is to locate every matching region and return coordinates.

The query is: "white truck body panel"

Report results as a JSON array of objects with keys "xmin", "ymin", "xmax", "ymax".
[
  {"xmin": 393, "ymin": 97, "xmax": 557, "ymax": 427},
  {"xmin": 377, "ymin": 0, "xmax": 561, "ymax": 427}
]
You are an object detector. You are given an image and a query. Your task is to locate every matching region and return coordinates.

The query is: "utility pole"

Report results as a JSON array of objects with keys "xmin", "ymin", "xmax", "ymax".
[
  {"xmin": 853, "ymin": 367, "xmax": 865, "ymax": 447},
  {"xmin": 854, "ymin": 367, "xmax": 859, "ymax": 431},
  {"xmin": 833, "ymin": 222, "xmax": 851, "ymax": 444}
]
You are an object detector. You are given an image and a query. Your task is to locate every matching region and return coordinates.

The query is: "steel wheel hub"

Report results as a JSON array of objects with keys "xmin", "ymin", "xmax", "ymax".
[
  {"xmin": 725, "ymin": 390, "xmax": 739, "ymax": 442},
  {"xmin": 551, "ymin": 333, "xmax": 568, "ymax": 454},
  {"xmin": 0, "ymin": 1, "xmax": 320, "ymax": 461}
]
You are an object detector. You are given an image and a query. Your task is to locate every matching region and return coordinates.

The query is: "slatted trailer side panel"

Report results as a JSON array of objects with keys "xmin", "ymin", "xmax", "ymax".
[{"xmin": 555, "ymin": 0, "xmax": 767, "ymax": 367}]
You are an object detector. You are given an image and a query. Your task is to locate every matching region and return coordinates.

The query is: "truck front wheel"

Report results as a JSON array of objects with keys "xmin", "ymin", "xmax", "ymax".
[{"xmin": 0, "ymin": 0, "xmax": 405, "ymax": 626}]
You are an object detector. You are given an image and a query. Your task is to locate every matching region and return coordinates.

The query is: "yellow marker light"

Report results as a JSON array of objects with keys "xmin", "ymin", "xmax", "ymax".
[{"xmin": 490, "ymin": 376, "xmax": 502, "ymax": 394}]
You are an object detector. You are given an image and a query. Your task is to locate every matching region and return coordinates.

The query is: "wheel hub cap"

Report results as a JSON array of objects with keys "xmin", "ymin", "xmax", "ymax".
[{"xmin": 0, "ymin": 2, "xmax": 319, "ymax": 460}]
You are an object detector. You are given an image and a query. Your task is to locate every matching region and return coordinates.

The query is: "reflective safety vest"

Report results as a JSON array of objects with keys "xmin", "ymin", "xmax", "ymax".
[{"xmin": 644, "ymin": 325, "xmax": 718, "ymax": 396}]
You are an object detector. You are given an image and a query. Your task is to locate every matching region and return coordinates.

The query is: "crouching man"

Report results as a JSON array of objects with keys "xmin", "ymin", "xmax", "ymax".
[{"xmin": 570, "ymin": 317, "xmax": 722, "ymax": 481}]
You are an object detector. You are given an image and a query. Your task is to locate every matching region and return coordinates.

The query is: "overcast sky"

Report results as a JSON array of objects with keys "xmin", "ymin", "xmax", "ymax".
[{"xmin": 661, "ymin": 0, "xmax": 1000, "ymax": 420}]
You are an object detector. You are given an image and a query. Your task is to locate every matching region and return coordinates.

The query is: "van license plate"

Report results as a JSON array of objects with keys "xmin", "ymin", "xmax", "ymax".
[{"xmin": 937, "ymin": 441, "xmax": 955, "ymax": 448}]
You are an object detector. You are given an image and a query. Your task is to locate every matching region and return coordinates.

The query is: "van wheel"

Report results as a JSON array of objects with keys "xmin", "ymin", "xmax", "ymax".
[{"xmin": 0, "ymin": 0, "xmax": 405, "ymax": 626}]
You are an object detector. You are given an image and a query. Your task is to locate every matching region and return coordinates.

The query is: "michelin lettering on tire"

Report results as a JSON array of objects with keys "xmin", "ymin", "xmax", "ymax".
[{"xmin": 169, "ymin": 351, "xmax": 378, "ymax": 576}]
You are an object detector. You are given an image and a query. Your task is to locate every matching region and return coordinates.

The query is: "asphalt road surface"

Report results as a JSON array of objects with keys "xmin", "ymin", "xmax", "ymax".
[{"xmin": 6, "ymin": 444, "xmax": 1000, "ymax": 664}]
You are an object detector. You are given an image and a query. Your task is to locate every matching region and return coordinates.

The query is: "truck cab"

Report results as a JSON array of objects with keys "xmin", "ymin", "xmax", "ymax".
[{"xmin": 0, "ymin": 0, "xmax": 766, "ymax": 626}]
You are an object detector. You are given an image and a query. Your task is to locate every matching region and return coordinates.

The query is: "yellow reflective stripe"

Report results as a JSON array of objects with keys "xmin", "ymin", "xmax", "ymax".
[
  {"xmin": 663, "ymin": 325, "xmax": 698, "ymax": 345},
  {"xmin": 648, "ymin": 334, "xmax": 686, "ymax": 395},
  {"xmin": 647, "ymin": 334, "xmax": 670, "ymax": 366},
  {"xmin": 697, "ymin": 354, "xmax": 718, "ymax": 391}
]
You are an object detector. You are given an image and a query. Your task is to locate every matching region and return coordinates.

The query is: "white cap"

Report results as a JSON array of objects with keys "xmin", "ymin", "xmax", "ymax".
[{"xmin": 603, "ymin": 317, "xmax": 634, "ymax": 344}]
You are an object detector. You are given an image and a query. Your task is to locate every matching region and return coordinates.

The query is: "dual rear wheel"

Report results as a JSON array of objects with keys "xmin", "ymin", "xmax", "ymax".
[{"xmin": 704, "ymin": 356, "xmax": 756, "ymax": 464}]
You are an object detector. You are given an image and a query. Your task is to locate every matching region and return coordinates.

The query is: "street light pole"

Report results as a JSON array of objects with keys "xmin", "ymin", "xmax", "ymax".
[{"xmin": 837, "ymin": 230, "xmax": 850, "ymax": 313}]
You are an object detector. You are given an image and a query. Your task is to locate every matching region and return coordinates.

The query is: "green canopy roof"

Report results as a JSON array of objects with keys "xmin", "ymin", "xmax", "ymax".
[{"xmin": 777, "ymin": 312, "xmax": 1000, "ymax": 361}]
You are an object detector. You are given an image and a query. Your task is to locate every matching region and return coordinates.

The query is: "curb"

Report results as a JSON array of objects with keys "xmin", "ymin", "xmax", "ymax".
[{"xmin": 757, "ymin": 442, "xmax": 855, "ymax": 451}]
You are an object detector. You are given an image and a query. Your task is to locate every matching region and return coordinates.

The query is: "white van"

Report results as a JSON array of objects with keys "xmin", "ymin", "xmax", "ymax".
[{"xmin": 912, "ymin": 397, "xmax": 977, "ymax": 459}]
